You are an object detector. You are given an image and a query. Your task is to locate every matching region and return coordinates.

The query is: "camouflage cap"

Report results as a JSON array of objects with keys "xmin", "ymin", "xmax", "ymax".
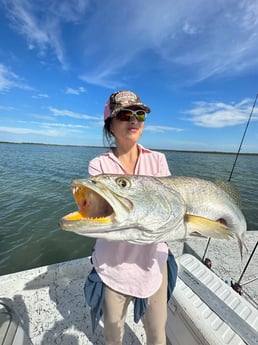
[{"xmin": 104, "ymin": 90, "xmax": 151, "ymax": 120}]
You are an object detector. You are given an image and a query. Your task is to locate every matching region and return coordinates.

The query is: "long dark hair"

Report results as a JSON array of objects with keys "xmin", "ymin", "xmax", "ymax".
[{"xmin": 103, "ymin": 118, "xmax": 115, "ymax": 148}]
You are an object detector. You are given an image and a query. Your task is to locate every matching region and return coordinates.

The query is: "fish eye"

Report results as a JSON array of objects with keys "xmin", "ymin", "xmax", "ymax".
[{"xmin": 116, "ymin": 177, "xmax": 131, "ymax": 188}]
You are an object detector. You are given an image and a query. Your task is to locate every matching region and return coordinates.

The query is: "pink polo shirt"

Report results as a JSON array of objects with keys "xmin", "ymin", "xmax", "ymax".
[{"xmin": 89, "ymin": 144, "xmax": 171, "ymax": 298}]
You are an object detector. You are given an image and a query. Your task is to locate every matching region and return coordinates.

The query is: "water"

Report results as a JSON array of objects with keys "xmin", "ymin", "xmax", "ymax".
[{"xmin": 0, "ymin": 143, "xmax": 257, "ymax": 275}]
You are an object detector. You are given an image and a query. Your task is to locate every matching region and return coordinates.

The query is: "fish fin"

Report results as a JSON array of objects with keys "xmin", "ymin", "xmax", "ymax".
[
  {"xmin": 185, "ymin": 215, "xmax": 234, "ymax": 240},
  {"xmin": 235, "ymin": 233, "xmax": 247, "ymax": 260}
]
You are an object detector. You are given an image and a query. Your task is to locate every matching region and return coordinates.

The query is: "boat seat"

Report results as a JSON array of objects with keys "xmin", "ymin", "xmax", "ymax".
[{"xmin": 0, "ymin": 299, "xmax": 32, "ymax": 345}]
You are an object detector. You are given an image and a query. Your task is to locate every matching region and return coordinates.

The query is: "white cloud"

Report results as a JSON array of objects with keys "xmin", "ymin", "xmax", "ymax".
[
  {"xmin": 17, "ymin": 119, "xmax": 89, "ymax": 129},
  {"xmin": 145, "ymin": 125, "xmax": 184, "ymax": 133},
  {"xmin": 65, "ymin": 86, "xmax": 86, "ymax": 95},
  {"xmin": 0, "ymin": 125, "xmax": 59, "ymax": 136},
  {"xmin": 48, "ymin": 106, "xmax": 100, "ymax": 121},
  {"xmin": 182, "ymin": 22, "xmax": 198, "ymax": 35},
  {"xmin": 32, "ymin": 93, "xmax": 49, "ymax": 99},
  {"xmin": 184, "ymin": 98, "xmax": 258, "ymax": 128},
  {"xmin": 31, "ymin": 114, "xmax": 54, "ymax": 121},
  {"xmin": 79, "ymin": 63, "xmax": 127, "ymax": 89},
  {"xmin": 1, "ymin": 0, "xmax": 90, "ymax": 69},
  {"xmin": 0, "ymin": 120, "xmax": 89, "ymax": 138},
  {"xmin": 0, "ymin": 64, "xmax": 32, "ymax": 92}
]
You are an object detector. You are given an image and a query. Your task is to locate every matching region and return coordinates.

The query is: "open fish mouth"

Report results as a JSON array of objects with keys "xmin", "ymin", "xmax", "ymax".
[{"xmin": 63, "ymin": 182, "xmax": 115, "ymax": 223}]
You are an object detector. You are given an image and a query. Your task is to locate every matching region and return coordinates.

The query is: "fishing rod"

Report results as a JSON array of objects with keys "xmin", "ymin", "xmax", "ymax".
[
  {"xmin": 229, "ymin": 240, "xmax": 258, "ymax": 296},
  {"xmin": 202, "ymin": 93, "xmax": 258, "ymax": 263},
  {"xmin": 237, "ymin": 240, "xmax": 258, "ymax": 285},
  {"xmin": 228, "ymin": 93, "xmax": 258, "ymax": 182}
]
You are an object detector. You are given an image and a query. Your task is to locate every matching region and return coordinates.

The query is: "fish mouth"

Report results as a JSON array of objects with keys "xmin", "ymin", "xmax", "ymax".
[{"xmin": 62, "ymin": 181, "xmax": 115, "ymax": 223}]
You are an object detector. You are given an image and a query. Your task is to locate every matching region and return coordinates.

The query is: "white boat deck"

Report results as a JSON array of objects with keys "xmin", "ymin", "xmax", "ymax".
[
  {"xmin": 1, "ymin": 234, "xmax": 258, "ymax": 345},
  {"xmin": 0, "ymin": 257, "xmax": 147, "ymax": 344}
]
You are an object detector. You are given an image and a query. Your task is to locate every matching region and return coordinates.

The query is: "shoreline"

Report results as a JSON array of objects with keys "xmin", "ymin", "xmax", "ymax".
[{"xmin": 1, "ymin": 141, "xmax": 258, "ymax": 156}]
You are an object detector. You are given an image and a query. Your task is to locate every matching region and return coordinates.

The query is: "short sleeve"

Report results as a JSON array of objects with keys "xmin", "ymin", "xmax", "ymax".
[
  {"xmin": 158, "ymin": 153, "xmax": 171, "ymax": 176},
  {"xmin": 88, "ymin": 157, "xmax": 103, "ymax": 176}
]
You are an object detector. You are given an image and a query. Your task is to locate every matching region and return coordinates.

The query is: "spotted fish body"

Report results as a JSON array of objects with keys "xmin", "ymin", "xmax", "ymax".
[{"xmin": 59, "ymin": 175, "xmax": 246, "ymax": 251}]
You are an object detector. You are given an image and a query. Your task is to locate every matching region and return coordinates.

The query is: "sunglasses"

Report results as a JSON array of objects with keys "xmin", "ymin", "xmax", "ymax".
[{"xmin": 115, "ymin": 109, "xmax": 147, "ymax": 122}]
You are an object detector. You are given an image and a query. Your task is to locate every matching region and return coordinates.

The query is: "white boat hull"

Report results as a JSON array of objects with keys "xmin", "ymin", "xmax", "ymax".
[{"xmin": 166, "ymin": 254, "xmax": 258, "ymax": 345}]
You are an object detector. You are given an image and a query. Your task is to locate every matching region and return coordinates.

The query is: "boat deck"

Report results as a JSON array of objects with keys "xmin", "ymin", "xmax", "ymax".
[
  {"xmin": 0, "ymin": 257, "xmax": 147, "ymax": 344},
  {"xmin": 1, "ymin": 234, "xmax": 258, "ymax": 344}
]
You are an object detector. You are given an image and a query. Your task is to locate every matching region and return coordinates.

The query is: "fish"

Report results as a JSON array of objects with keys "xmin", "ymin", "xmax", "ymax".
[{"xmin": 59, "ymin": 174, "xmax": 246, "ymax": 252}]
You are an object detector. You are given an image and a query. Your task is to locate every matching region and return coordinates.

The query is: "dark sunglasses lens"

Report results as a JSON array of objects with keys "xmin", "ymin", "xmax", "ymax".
[
  {"xmin": 135, "ymin": 110, "xmax": 146, "ymax": 121},
  {"xmin": 116, "ymin": 110, "xmax": 146, "ymax": 121},
  {"xmin": 116, "ymin": 110, "xmax": 132, "ymax": 121}
]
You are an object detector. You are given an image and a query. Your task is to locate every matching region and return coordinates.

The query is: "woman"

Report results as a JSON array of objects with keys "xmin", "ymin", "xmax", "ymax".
[{"xmin": 87, "ymin": 90, "xmax": 177, "ymax": 345}]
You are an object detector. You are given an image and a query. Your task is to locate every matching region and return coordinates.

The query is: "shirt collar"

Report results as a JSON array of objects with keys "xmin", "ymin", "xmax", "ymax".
[
  {"xmin": 137, "ymin": 144, "xmax": 152, "ymax": 154},
  {"xmin": 106, "ymin": 144, "xmax": 151, "ymax": 157}
]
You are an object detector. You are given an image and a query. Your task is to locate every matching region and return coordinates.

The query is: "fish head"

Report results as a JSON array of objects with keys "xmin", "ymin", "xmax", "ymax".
[{"xmin": 59, "ymin": 174, "xmax": 186, "ymax": 243}]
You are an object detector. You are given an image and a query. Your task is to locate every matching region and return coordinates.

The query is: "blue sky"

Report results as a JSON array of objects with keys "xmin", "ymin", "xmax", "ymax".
[{"xmin": 0, "ymin": 0, "xmax": 258, "ymax": 152}]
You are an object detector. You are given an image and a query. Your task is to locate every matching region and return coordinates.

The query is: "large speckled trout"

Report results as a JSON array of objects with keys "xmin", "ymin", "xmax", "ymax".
[{"xmin": 59, "ymin": 175, "xmax": 246, "ymax": 251}]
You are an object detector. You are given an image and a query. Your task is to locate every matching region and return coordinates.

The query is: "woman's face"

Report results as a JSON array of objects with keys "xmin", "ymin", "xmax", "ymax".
[{"xmin": 110, "ymin": 109, "xmax": 145, "ymax": 144}]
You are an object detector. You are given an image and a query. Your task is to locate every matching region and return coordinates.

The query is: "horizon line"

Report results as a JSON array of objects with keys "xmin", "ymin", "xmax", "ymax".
[{"xmin": 1, "ymin": 141, "xmax": 258, "ymax": 156}]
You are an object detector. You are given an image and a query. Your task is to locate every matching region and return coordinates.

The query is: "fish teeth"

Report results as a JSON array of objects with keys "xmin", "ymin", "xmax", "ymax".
[
  {"xmin": 73, "ymin": 186, "xmax": 79, "ymax": 194},
  {"xmin": 86, "ymin": 216, "xmax": 111, "ymax": 223}
]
